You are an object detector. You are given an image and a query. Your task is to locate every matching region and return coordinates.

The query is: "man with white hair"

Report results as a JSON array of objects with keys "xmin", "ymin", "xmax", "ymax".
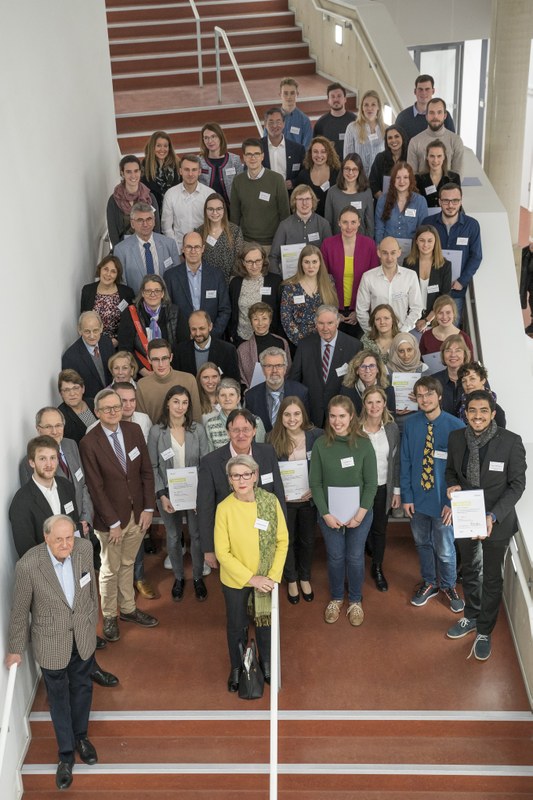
[{"xmin": 61, "ymin": 312, "xmax": 114, "ymax": 398}]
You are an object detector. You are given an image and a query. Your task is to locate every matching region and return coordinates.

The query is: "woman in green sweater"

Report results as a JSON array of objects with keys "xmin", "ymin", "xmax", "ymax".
[{"xmin": 309, "ymin": 395, "xmax": 378, "ymax": 627}]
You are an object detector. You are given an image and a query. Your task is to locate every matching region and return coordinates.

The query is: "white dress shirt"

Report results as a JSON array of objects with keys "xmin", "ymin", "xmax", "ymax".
[
  {"xmin": 356, "ymin": 266, "xmax": 423, "ymax": 332},
  {"xmin": 161, "ymin": 182, "xmax": 212, "ymax": 254}
]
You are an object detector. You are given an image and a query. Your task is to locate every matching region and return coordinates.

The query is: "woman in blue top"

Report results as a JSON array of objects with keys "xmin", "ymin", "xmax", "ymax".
[{"xmin": 375, "ymin": 161, "xmax": 428, "ymax": 244}]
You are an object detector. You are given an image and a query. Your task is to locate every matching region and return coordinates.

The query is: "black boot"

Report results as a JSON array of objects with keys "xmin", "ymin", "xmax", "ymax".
[{"xmin": 371, "ymin": 563, "xmax": 388, "ymax": 592}]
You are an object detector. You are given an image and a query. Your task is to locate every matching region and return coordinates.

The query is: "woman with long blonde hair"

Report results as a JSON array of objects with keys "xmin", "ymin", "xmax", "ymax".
[
  {"xmin": 280, "ymin": 245, "xmax": 338, "ymax": 346},
  {"xmin": 343, "ymin": 90, "xmax": 385, "ymax": 175}
]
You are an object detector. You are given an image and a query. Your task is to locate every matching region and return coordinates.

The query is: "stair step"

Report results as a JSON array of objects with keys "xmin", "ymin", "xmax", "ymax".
[
  {"xmin": 109, "ymin": 26, "xmax": 304, "ymax": 56},
  {"xmin": 107, "ymin": 11, "xmax": 296, "ymax": 39},
  {"xmin": 107, "ymin": 0, "xmax": 289, "ymax": 23}
]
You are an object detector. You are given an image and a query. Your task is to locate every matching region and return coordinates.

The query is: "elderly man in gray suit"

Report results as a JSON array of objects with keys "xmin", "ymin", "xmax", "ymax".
[
  {"xmin": 6, "ymin": 516, "xmax": 99, "ymax": 790},
  {"xmin": 113, "ymin": 202, "xmax": 180, "ymax": 294}
]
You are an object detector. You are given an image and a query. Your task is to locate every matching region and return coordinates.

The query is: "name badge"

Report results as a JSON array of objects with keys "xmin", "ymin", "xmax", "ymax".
[
  {"xmin": 206, "ymin": 290, "xmax": 217, "ymax": 298},
  {"xmin": 259, "ymin": 191, "xmax": 271, "ymax": 202},
  {"xmin": 118, "ymin": 299, "xmax": 129, "ymax": 312},
  {"xmin": 261, "ymin": 472, "xmax": 273, "ymax": 485},
  {"xmin": 427, "ymin": 284, "xmax": 439, "ymax": 293},
  {"xmin": 339, "ymin": 133, "xmax": 345, "ymax": 140},
  {"xmin": 457, "ymin": 237, "xmax": 469, "ymax": 245},
  {"xmin": 434, "ymin": 450, "xmax": 447, "ymax": 459},
  {"xmin": 425, "ymin": 185, "xmax": 437, "ymax": 195},
  {"xmin": 308, "ymin": 231, "xmax": 320, "ymax": 241},
  {"xmin": 489, "ymin": 461, "xmax": 504, "ymax": 472},
  {"xmin": 306, "ymin": 451, "xmax": 312, "ymax": 460},
  {"xmin": 292, "ymin": 163, "xmax": 300, "ymax": 171},
  {"xmin": 350, "ymin": 201, "xmax": 362, "ymax": 209},
  {"xmin": 289, "ymin": 126, "xmax": 300, "ymax": 135},
  {"xmin": 336, "ymin": 363, "xmax": 348, "ymax": 377},
  {"xmin": 368, "ymin": 133, "xmax": 378, "ymax": 141},
  {"xmin": 255, "ymin": 518, "xmax": 269, "ymax": 531},
  {"xmin": 225, "ymin": 167, "xmax": 236, "ymax": 176},
  {"xmin": 405, "ymin": 208, "xmax": 417, "ymax": 217},
  {"xmin": 74, "ymin": 468, "xmax": 84, "ymax": 482},
  {"xmin": 320, "ymin": 181, "xmax": 330, "ymax": 191},
  {"xmin": 294, "ymin": 294, "xmax": 305, "ymax": 304},
  {"xmin": 161, "ymin": 448, "xmax": 174, "ymax": 461},
  {"xmin": 206, "ymin": 235, "xmax": 217, "ymax": 247},
  {"xmin": 164, "ymin": 257, "xmax": 173, "ymax": 268},
  {"xmin": 64, "ymin": 501, "xmax": 74, "ymax": 514},
  {"xmin": 80, "ymin": 573, "xmax": 91, "ymax": 588},
  {"xmin": 341, "ymin": 457, "xmax": 354, "ymax": 468},
  {"xmin": 261, "ymin": 286, "xmax": 272, "ymax": 296},
  {"xmin": 129, "ymin": 447, "xmax": 140, "ymax": 461}
]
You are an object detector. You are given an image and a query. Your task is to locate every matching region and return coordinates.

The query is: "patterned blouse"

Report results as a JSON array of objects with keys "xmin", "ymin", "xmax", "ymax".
[
  {"xmin": 93, "ymin": 292, "xmax": 122, "ymax": 340},
  {"xmin": 280, "ymin": 283, "xmax": 324, "ymax": 346},
  {"xmin": 196, "ymin": 223, "xmax": 244, "ymax": 284}
]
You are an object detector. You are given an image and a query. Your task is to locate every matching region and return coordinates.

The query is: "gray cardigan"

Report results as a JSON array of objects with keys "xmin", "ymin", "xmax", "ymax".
[
  {"xmin": 148, "ymin": 422, "xmax": 209, "ymax": 498},
  {"xmin": 269, "ymin": 212, "xmax": 332, "ymax": 274}
]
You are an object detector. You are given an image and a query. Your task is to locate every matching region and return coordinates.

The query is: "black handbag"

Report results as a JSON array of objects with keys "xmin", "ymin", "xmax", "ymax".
[{"xmin": 238, "ymin": 639, "xmax": 264, "ymax": 700}]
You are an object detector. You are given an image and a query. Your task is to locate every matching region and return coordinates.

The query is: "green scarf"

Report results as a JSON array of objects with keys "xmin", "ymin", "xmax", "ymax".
[{"xmin": 248, "ymin": 488, "xmax": 278, "ymax": 627}]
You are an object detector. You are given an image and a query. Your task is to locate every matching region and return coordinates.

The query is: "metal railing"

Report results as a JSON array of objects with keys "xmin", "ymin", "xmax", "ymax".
[
  {"xmin": 213, "ymin": 27, "xmax": 263, "ymax": 136},
  {"xmin": 188, "ymin": 0, "xmax": 203, "ymax": 87},
  {"xmin": 269, "ymin": 582, "xmax": 280, "ymax": 799},
  {"xmin": 0, "ymin": 663, "xmax": 18, "ymax": 774}
]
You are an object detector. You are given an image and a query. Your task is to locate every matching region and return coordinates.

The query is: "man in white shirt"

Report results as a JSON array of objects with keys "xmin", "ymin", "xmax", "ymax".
[
  {"xmin": 261, "ymin": 107, "xmax": 305, "ymax": 190},
  {"xmin": 356, "ymin": 237, "xmax": 423, "ymax": 332},
  {"xmin": 161, "ymin": 154, "xmax": 212, "ymax": 256}
]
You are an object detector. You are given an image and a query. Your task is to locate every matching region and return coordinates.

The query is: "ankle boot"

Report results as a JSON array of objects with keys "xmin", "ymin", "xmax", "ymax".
[{"xmin": 371, "ymin": 563, "xmax": 388, "ymax": 592}]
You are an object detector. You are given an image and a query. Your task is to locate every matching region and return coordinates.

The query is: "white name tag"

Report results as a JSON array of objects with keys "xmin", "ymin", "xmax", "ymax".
[
  {"xmin": 164, "ymin": 257, "xmax": 173, "ymax": 268},
  {"xmin": 293, "ymin": 294, "xmax": 305, "ymax": 304},
  {"xmin": 350, "ymin": 201, "xmax": 362, "ymax": 209},
  {"xmin": 306, "ymin": 451, "xmax": 312, "ymax": 460},
  {"xmin": 161, "ymin": 448, "xmax": 174, "ymax": 461},
  {"xmin": 336, "ymin": 363, "xmax": 348, "ymax": 377},
  {"xmin": 74, "ymin": 468, "xmax": 84, "ymax": 482},
  {"xmin": 292, "ymin": 163, "xmax": 300, "ymax": 171},
  {"xmin": 64, "ymin": 501, "xmax": 74, "ymax": 514},
  {"xmin": 341, "ymin": 457, "xmax": 354, "ymax": 468},
  {"xmin": 339, "ymin": 133, "xmax": 345, "ymax": 140},
  {"xmin": 425, "ymin": 185, "xmax": 437, "ymax": 195},
  {"xmin": 225, "ymin": 167, "xmax": 236, "ymax": 176},
  {"xmin": 427, "ymin": 284, "xmax": 439, "ymax": 293},
  {"xmin": 261, "ymin": 472, "xmax": 273, "ymax": 485},
  {"xmin": 320, "ymin": 181, "xmax": 330, "ymax": 191},
  {"xmin": 308, "ymin": 231, "xmax": 320, "ymax": 241},
  {"xmin": 489, "ymin": 461, "xmax": 504, "ymax": 472},
  {"xmin": 118, "ymin": 299, "xmax": 129, "ymax": 312},
  {"xmin": 206, "ymin": 290, "xmax": 217, "ymax": 298},
  {"xmin": 259, "ymin": 191, "xmax": 271, "ymax": 202},
  {"xmin": 255, "ymin": 518, "xmax": 269, "ymax": 531},
  {"xmin": 457, "ymin": 237, "xmax": 469, "ymax": 245},
  {"xmin": 368, "ymin": 133, "xmax": 378, "ymax": 141},
  {"xmin": 129, "ymin": 447, "xmax": 140, "ymax": 461},
  {"xmin": 289, "ymin": 126, "xmax": 300, "ymax": 135},
  {"xmin": 80, "ymin": 572, "xmax": 91, "ymax": 588},
  {"xmin": 434, "ymin": 450, "xmax": 447, "ymax": 459},
  {"xmin": 206, "ymin": 235, "xmax": 217, "ymax": 247},
  {"xmin": 261, "ymin": 286, "xmax": 272, "ymax": 296},
  {"xmin": 405, "ymin": 208, "xmax": 417, "ymax": 217}
]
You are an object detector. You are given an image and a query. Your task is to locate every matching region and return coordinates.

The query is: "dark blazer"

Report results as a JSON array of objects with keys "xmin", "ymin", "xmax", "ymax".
[
  {"xmin": 79, "ymin": 420, "xmax": 156, "ymax": 532},
  {"xmin": 415, "ymin": 171, "xmax": 461, "ymax": 208},
  {"xmin": 244, "ymin": 379, "xmax": 310, "ymax": 433},
  {"xmin": 173, "ymin": 338, "xmax": 240, "ymax": 381},
  {"xmin": 61, "ymin": 336, "xmax": 114, "ymax": 399},
  {"xmin": 290, "ymin": 332, "xmax": 362, "ymax": 426},
  {"xmin": 58, "ymin": 398, "xmax": 95, "ymax": 444},
  {"xmin": 404, "ymin": 259, "xmax": 452, "ymax": 317},
  {"xmin": 163, "ymin": 262, "xmax": 231, "ymax": 338},
  {"xmin": 228, "ymin": 273, "xmax": 283, "ymax": 343},
  {"xmin": 262, "ymin": 137, "xmax": 306, "ymax": 184},
  {"xmin": 9, "ymin": 476, "xmax": 79, "ymax": 558},
  {"xmin": 116, "ymin": 301, "xmax": 189, "ymax": 371},
  {"xmin": 445, "ymin": 427, "xmax": 527, "ymax": 541},
  {"xmin": 340, "ymin": 383, "xmax": 396, "ymax": 416},
  {"xmin": 197, "ymin": 442, "xmax": 286, "ymax": 554},
  {"xmin": 80, "ymin": 282, "xmax": 134, "ymax": 315}
]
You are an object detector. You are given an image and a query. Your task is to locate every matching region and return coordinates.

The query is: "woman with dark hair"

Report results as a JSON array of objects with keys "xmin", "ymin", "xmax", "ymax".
[
  {"xmin": 457, "ymin": 362, "xmax": 506, "ymax": 427},
  {"xmin": 404, "ymin": 225, "xmax": 452, "ymax": 330},
  {"xmin": 80, "ymin": 255, "xmax": 134, "ymax": 346},
  {"xmin": 360, "ymin": 304, "xmax": 400, "ymax": 366},
  {"xmin": 195, "ymin": 192, "xmax": 243, "ymax": 284},
  {"xmin": 325, "ymin": 153, "xmax": 374, "ymax": 237},
  {"xmin": 369, "ymin": 124, "xmax": 408, "ymax": 199},
  {"xmin": 340, "ymin": 349, "xmax": 396, "ymax": 415},
  {"xmin": 415, "ymin": 139, "xmax": 460, "ymax": 208},
  {"xmin": 375, "ymin": 161, "xmax": 428, "ymax": 244},
  {"xmin": 141, "ymin": 130, "xmax": 180, "ymax": 213},
  {"xmin": 269, "ymin": 396, "xmax": 323, "ymax": 604},
  {"xmin": 197, "ymin": 361, "xmax": 221, "ymax": 420},
  {"xmin": 117, "ymin": 274, "xmax": 188, "ymax": 375},
  {"xmin": 148, "ymin": 385, "xmax": 209, "ymax": 602},
  {"xmin": 199, "ymin": 122, "xmax": 243, "ymax": 207},
  {"xmin": 295, "ymin": 136, "xmax": 341, "ymax": 216},
  {"xmin": 237, "ymin": 302, "xmax": 291, "ymax": 388},
  {"xmin": 106, "ymin": 155, "xmax": 160, "ymax": 246},
  {"xmin": 228, "ymin": 242, "xmax": 282, "ymax": 345},
  {"xmin": 57, "ymin": 369, "xmax": 96, "ymax": 444},
  {"xmin": 269, "ymin": 184, "xmax": 332, "ymax": 274}
]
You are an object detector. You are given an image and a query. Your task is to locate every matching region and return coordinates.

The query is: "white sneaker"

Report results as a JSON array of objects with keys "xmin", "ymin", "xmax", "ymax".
[
  {"xmin": 164, "ymin": 555, "xmax": 172, "ymax": 570},
  {"xmin": 202, "ymin": 561, "xmax": 211, "ymax": 576}
]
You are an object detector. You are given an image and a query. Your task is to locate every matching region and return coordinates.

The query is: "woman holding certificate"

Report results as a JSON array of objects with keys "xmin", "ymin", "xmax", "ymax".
[
  {"xmin": 388, "ymin": 332, "xmax": 427, "ymax": 424},
  {"xmin": 340, "ymin": 349, "xmax": 396, "ymax": 415},
  {"xmin": 214, "ymin": 455, "xmax": 288, "ymax": 692},
  {"xmin": 269, "ymin": 396, "xmax": 323, "ymax": 604},
  {"xmin": 309, "ymin": 396, "xmax": 378, "ymax": 626},
  {"xmin": 148, "ymin": 385, "xmax": 209, "ymax": 602}
]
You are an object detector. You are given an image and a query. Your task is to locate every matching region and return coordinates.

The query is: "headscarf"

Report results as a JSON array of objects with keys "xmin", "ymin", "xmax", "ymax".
[{"xmin": 388, "ymin": 332, "xmax": 423, "ymax": 373}]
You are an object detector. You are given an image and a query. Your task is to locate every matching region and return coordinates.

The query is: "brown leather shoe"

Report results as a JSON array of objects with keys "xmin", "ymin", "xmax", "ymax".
[
  {"xmin": 119, "ymin": 609, "xmax": 159, "ymax": 627},
  {"xmin": 103, "ymin": 616, "xmax": 120, "ymax": 642},
  {"xmin": 135, "ymin": 579, "xmax": 156, "ymax": 599}
]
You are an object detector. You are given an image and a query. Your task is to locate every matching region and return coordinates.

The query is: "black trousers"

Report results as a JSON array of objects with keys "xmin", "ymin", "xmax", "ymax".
[
  {"xmin": 368, "ymin": 484, "xmax": 389, "ymax": 564},
  {"xmin": 283, "ymin": 501, "xmax": 316, "ymax": 582},
  {"xmin": 222, "ymin": 584, "xmax": 271, "ymax": 669},
  {"xmin": 41, "ymin": 644, "xmax": 95, "ymax": 763},
  {"xmin": 457, "ymin": 536, "xmax": 510, "ymax": 635}
]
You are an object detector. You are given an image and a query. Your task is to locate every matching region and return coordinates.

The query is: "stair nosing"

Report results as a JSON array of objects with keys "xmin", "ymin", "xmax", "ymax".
[
  {"xmin": 108, "ymin": 12, "xmax": 294, "ymax": 29},
  {"xmin": 111, "ymin": 43, "xmax": 308, "ymax": 62},
  {"xmin": 109, "ymin": 26, "xmax": 301, "ymax": 44}
]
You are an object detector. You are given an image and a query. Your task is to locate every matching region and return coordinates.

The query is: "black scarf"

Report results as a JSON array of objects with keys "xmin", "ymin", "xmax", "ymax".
[{"xmin": 465, "ymin": 420, "xmax": 497, "ymax": 487}]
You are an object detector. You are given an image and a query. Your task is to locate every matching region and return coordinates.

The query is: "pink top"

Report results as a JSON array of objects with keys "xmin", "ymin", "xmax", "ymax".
[{"xmin": 321, "ymin": 233, "xmax": 380, "ymax": 310}]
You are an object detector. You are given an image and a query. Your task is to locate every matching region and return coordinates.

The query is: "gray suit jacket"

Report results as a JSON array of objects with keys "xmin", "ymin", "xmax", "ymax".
[
  {"xmin": 8, "ymin": 538, "xmax": 97, "ymax": 669},
  {"xmin": 147, "ymin": 422, "xmax": 209, "ymax": 497},
  {"xmin": 114, "ymin": 232, "xmax": 180, "ymax": 294}
]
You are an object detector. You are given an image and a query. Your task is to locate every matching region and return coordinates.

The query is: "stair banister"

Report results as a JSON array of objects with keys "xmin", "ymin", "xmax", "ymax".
[{"xmin": 214, "ymin": 27, "xmax": 263, "ymax": 136}]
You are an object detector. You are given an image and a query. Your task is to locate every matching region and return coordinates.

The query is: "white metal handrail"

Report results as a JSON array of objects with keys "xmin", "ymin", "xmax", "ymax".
[
  {"xmin": 269, "ymin": 582, "xmax": 280, "ymax": 799},
  {"xmin": 0, "ymin": 663, "xmax": 18, "ymax": 774},
  {"xmin": 213, "ymin": 27, "xmax": 262, "ymax": 136},
  {"xmin": 188, "ymin": 0, "xmax": 203, "ymax": 87}
]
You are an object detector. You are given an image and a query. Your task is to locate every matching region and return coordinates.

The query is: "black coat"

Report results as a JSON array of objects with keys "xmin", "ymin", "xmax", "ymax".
[
  {"xmin": 58, "ymin": 399, "xmax": 96, "ymax": 444},
  {"xmin": 80, "ymin": 282, "xmax": 134, "ymax": 315},
  {"xmin": 117, "ymin": 302, "xmax": 189, "ymax": 371},
  {"xmin": 173, "ymin": 338, "xmax": 240, "ymax": 382},
  {"xmin": 228, "ymin": 273, "xmax": 283, "ymax": 343}
]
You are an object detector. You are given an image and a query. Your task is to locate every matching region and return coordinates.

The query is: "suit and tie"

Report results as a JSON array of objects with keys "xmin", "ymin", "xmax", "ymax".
[
  {"xmin": 173, "ymin": 338, "xmax": 240, "ymax": 381},
  {"xmin": 9, "ymin": 476, "xmax": 79, "ymax": 558},
  {"xmin": 261, "ymin": 136, "xmax": 306, "ymax": 185},
  {"xmin": 164, "ymin": 262, "xmax": 231, "ymax": 338},
  {"xmin": 244, "ymin": 379, "xmax": 310, "ymax": 433},
  {"xmin": 113, "ymin": 232, "xmax": 180, "ymax": 294},
  {"xmin": 61, "ymin": 336, "xmax": 114, "ymax": 400}
]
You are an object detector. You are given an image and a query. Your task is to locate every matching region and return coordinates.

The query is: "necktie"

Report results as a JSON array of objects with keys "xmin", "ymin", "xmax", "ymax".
[
  {"xmin": 270, "ymin": 391, "xmax": 281, "ymax": 425},
  {"xmin": 421, "ymin": 423, "xmax": 434, "ymax": 491},
  {"xmin": 144, "ymin": 242, "xmax": 155, "ymax": 275},
  {"xmin": 92, "ymin": 345, "xmax": 105, "ymax": 386},
  {"xmin": 111, "ymin": 431, "xmax": 127, "ymax": 473},
  {"xmin": 322, "ymin": 343, "xmax": 331, "ymax": 382},
  {"xmin": 58, "ymin": 451, "xmax": 71, "ymax": 480},
  {"xmin": 93, "ymin": 345, "xmax": 100, "ymax": 359}
]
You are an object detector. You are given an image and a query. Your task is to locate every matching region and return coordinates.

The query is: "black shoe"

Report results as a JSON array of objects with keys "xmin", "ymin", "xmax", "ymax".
[
  {"xmin": 193, "ymin": 578, "xmax": 208, "ymax": 601},
  {"xmin": 103, "ymin": 616, "xmax": 120, "ymax": 642},
  {"xmin": 144, "ymin": 537, "xmax": 157, "ymax": 554},
  {"xmin": 260, "ymin": 661, "xmax": 271, "ymax": 685},
  {"xmin": 95, "ymin": 636, "xmax": 107, "ymax": 650},
  {"xmin": 76, "ymin": 737, "xmax": 98, "ymax": 765},
  {"xmin": 299, "ymin": 581, "xmax": 314, "ymax": 602},
  {"xmin": 172, "ymin": 578, "xmax": 185, "ymax": 602},
  {"xmin": 119, "ymin": 609, "xmax": 159, "ymax": 627},
  {"xmin": 56, "ymin": 760, "xmax": 73, "ymax": 790},
  {"xmin": 287, "ymin": 583, "xmax": 300, "ymax": 605},
  {"xmin": 90, "ymin": 666, "xmax": 119, "ymax": 687},
  {"xmin": 371, "ymin": 563, "xmax": 388, "ymax": 592},
  {"xmin": 227, "ymin": 667, "xmax": 240, "ymax": 692}
]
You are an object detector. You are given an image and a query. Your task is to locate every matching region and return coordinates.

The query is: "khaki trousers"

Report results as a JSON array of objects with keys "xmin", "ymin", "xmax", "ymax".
[{"xmin": 96, "ymin": 512, "xmax": 144, "ymax": 617}]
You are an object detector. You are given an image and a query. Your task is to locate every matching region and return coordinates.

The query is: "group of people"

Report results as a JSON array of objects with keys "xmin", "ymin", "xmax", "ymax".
[{"xmin": 5, "ymin": 72, "xmax": 526, "ymax": 791}]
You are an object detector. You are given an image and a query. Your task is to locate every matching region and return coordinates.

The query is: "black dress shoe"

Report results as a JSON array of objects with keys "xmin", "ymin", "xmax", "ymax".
[
  {"xmin": 120, "ymin": 609, "xmax": 159, "ymax": 627},
  {"xmin": 227, "ymin": 667, "xmax": 241, "ymax": 692},
  {"xmin": 103, "ymin": 616, "xmax": 120, "ymax": 642},
  {"xmin": 91, "ymin": 666, "xmax": 119, "ymax": 687},
  {"xmin": 260, "ymin": 661, "xmax": 271, "ymax": 685},
  {"xmin": 76, "ymin": 737, "xmax": 98, "ymax": 765},
  {"xmin": 144, "ymin": 537, "xmax": 157, "ymax": 554},
  {"xmin": 172, "ymin": 578, "xmax": 185, "ymax": 602},
  {"xmin": 287, "ymin": 583, "xmax": 300, "ymax": 605},
  {"xmin": 193, "ymin": 578, "xmax": 208, "ymax": 601},
  {"xmin": 299, "ymin": 582, "xmax": 314, "ymax": 602},
  {"xmin": 56, "ymin": 760, "xmax": 73, "ymax": 790},
  {"xmin": 96, "ymin": 636, "xmax": 107, "ymax": 650},
  {"xmin": 371, "ymin": 563, "xmax": 388, "ymax": 592}
]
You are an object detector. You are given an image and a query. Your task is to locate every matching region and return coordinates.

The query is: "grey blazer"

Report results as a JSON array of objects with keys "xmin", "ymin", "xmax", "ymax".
[
  {"xmin": 148, "ymin": 422, "xmax": 209, "ymax": 497},
  {"xmin": 383, "ymin": 421, "xmax": 401, "ymax": 511},
  {"xmin": 113, "ymin": 232, "xmax": 180, "ymax": 294},
  {"xmin": 8, "ymin": 538, "xmax": 97, "ymax": 670}
]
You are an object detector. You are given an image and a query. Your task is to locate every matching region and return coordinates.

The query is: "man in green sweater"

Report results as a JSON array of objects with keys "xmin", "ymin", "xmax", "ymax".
[
  {"xmin": 230, "ymin": 138, "xmax": 290, "ymax": 251},
  {"xmin": 135, "ymin": 339, "xmax": 202, "ymax": 423}
]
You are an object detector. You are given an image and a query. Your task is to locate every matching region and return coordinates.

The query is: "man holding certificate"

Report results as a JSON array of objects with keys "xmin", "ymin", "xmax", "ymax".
[{"xmin": 444, "ymin": 390, "xmax": 526, "ymax": 661}]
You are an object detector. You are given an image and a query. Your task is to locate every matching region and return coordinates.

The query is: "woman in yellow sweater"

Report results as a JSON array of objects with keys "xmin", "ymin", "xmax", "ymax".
[{"xmin": 214, "ymin": 455, "xmax": 288, "ymax": 693}]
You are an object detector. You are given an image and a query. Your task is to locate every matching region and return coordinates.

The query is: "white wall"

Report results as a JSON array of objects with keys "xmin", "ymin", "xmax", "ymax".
[
  {"xmin": 376, "ymin": 0, "xmax": 492, "ymax": 46},
  {"xmin": 0, "ymin": 2, "xmax": 119, "ymax": 796}
]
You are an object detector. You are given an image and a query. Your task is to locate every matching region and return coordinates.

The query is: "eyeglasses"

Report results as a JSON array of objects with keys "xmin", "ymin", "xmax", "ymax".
[
  {"xmin": 243, "ymin": 152, "xmax": 262, "ymax": 159},
  {"xmin": 440, "ymin": 198, "xmax": 461, "ymax": 205},
  {"xmin": 206, "ymin": 206, "xmax": 224, "ymax": 213},
  {"xmin": 359, "ymin": 364, "xmax": 377, "ymax": 371},
  {"xmin": 184, "ymin": 244, "xmax": 203, "ymax": 251},
  {"xmin": 263, "ymin": 363, "xmax": 285, "ymax": 370},
  {"xmin": 150, "ymin": 355, "xmax": 171, "ymax": 364},
  {"xmin": 132, "ymin": 217, "xmax": 154, "ymax": 224},
  {"xmin": 415, "ymin": 390, "xmax": 436, "ymax": 400},
  {"xmin": 143, "ymin": 288, "xmax": 163, "ymax": 295},
  {"xmin": 38, "ymin": 423, "xmax": 65, "ymax": 432},
  {"xmin": 98, "ymin": 405, "xmax": 122, "ymax": 414},
  {"xmin": 244, "ymin": 258, "xmax": 263, "ymax": 267},
  {"xmin": 61, "ymin": 386, "xmax": 82, "ymax": 393},
  {"xmin": 229, "ymin": 471, "xmax": 255, "ymax": 481},
  {"xmin": 343, "ymin": 167, "xmax": 359, "ymax": 173}
]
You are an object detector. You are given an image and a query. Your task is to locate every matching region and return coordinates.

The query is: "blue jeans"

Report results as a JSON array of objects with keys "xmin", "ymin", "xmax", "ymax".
[
  {"xmin": 410, "ymin": 511, "xmax": 457, "ymax": 589},
  {"xmin": 319, "ymin": 512, "xmax": 373, "ymax": 603}
]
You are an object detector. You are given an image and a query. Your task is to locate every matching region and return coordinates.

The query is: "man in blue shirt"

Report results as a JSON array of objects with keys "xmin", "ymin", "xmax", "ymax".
[
  {"xmin": 400, "ymin": 375, "xmax": 465, "ymax": 611},
  {"xmin": 279, "ymin": 77, "xmax": 312, "ymax": 149}
]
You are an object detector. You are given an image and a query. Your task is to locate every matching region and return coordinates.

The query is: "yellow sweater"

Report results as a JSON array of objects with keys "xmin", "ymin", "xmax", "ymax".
[{"xmin": 214, "ymin": 493, "xmax": 289, "ymax": 589}]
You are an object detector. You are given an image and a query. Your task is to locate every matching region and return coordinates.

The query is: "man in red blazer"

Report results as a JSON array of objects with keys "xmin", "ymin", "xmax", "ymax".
[{"xmin": 80, "ymin": 389, "xmax": 158, "ymax": 643}]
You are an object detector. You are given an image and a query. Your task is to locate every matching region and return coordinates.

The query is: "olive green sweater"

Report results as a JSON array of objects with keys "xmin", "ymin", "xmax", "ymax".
[{"xmin": 309, "ymin": 434, "xmax": 378, "ymax": 517}]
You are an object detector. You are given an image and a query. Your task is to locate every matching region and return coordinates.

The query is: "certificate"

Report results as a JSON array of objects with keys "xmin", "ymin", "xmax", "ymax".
[
  {"xmin": 442, "ymin": 248, "xmax": 463, "ymax": 282},
  {"xmin": 422, "ymin": 351, "xmax": 443, "ymax": 374},
  {"xmin": 280, "ymin": 242, "xmax": 306, "ymax": 279},
  {"xmin": 278, "ymin": 459, "xmax": 309, "ymax": 501},
  {"xmin": 391, "ymin": 372, "xmax": 419, "ymax": 411},
  {"xmin": 328, "ymin": 486, "xmax": 360, "ymax": 526},
  {"xmin": 249, "ymin": 361, "xmax": 265, "ymax": 388},
  {"xmin": 451, "ymin": 489, "xmax": 487, "ymax": 539},
  {"xmin": 167, "ymin": 467, "xmax": 198, "ymax": 511}
]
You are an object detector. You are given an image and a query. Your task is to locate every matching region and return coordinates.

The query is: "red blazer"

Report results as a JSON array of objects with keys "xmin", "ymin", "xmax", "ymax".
[
  {"xmin": 80, "ymin": 421, "xmax": 156, "ymax": 531},
  {"xmin": 321, "ymin": 233, "xmax": 380, "ymax": 310}
]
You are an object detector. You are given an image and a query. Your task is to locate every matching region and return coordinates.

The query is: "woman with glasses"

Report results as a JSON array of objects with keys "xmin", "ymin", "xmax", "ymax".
[
  {"xmin": 269, "ymin": 185, "xmax": 332, "ymax": 275},
  {"xmin": 228, "ymin": 243, "xmax": 282, "ymax": 346},
  {"xmin": 340, "ymin": 350, "xmax": 395, "ymax": 415},
  {"xmin": 433, "ymin": 334, "xmax": 472, "ymax": 415},
  {"xmin": 80, "ymin": 256, "xmax": 134, "ymax": 348},
  {"xmin": 325, "ymin": 153, "xmax": 374, "ymax": 238},
  {"xmin": 198, "ymin": 123, "xmax": 243, "ymax": 208},
  {"xmin": 195, "ymin": 192, "xmax": 244, "ymax": 284},
  {"xmin": 57, "ymin": 369, "xmax": 97, "ymax": 444}
]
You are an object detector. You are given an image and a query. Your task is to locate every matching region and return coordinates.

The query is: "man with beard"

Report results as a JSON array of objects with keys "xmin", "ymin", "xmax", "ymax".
[
  {"xmin": 173, "ymin": 310, "xmax": 239, "ymax": 380},
  {"xmin": 407, "ymin": 98, "xmax": 464, "ymax": 175},
  {"xmin": 313, "ymin": 83, "xmax": 356, "ymax": 160},
  {"xmin": 244, "ymin": 346, "xmax": 309, "ymax": 433}
]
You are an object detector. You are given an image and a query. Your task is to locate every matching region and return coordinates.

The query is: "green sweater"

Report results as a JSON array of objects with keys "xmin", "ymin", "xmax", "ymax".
[
  {"xmin": 230, "ymin": 169, "xmax": 290, "ymax": 244},
  {"xmin": 309, "ymin": 434, "xmax": 378, "ymax": 517}
]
